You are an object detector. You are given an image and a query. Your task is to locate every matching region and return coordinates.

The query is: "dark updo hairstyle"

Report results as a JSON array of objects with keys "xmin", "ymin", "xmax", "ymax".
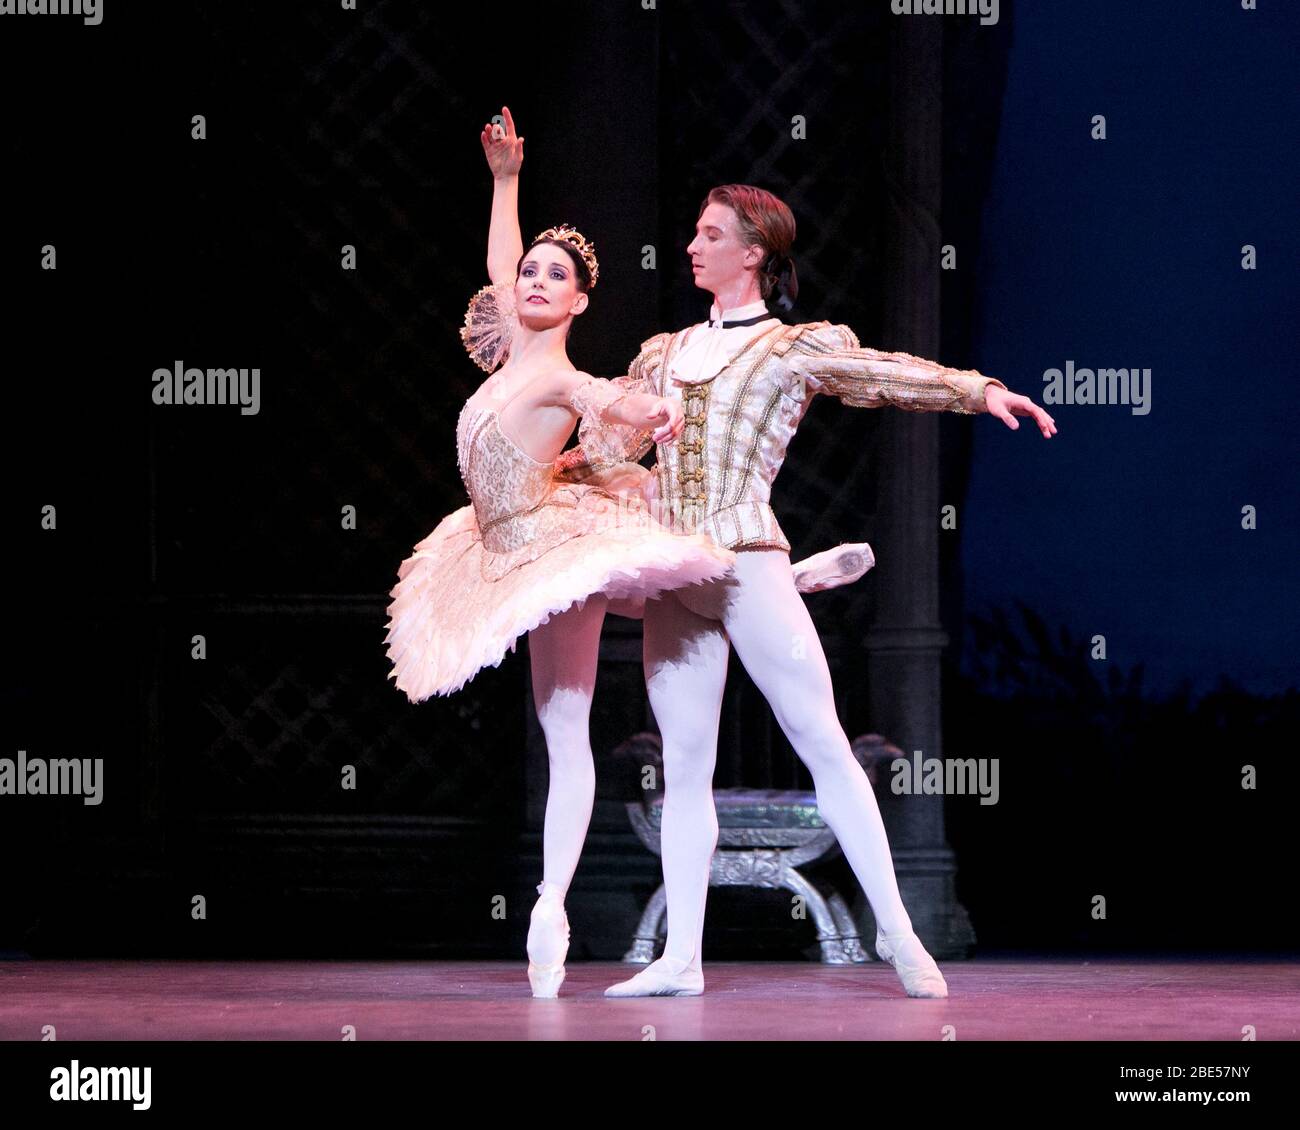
[{"xmin": 699, "ymin": 184, "xmax": 799, "ymax": 312}]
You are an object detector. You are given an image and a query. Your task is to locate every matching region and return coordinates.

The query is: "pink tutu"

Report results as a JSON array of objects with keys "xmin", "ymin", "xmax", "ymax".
[
  {"xmin": 383, "ymin": 401, "xmax": 734, "ymax": 702},
  {"xmin": 383, "ymin": 478, "xmax": 734, "ymax": 701}
]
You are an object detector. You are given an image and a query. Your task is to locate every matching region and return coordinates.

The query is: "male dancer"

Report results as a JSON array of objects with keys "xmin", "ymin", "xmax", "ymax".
[{"xmin": 560, "ymin": 185, "xmax": 1055, "ymax": 998}]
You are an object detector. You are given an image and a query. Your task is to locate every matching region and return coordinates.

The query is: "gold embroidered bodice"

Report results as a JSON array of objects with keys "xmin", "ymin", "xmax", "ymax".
[
  {"xmin": 456, "ymin": 399, "xmax": 557, "ymax": 555},
  {"xmin": 452, "ymin": 280, "xmax": 670, "ymax": 579},
  {"xmin": 453, "ymin": 365, "xmax": 640, "ymax": 575}
]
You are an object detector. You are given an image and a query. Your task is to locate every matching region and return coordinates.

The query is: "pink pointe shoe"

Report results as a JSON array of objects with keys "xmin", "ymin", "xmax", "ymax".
[
  {"xmin": 875, "ymin": 929, "xmax": 949, "ymax": 998},
  {"xmin": 527, "ymin": 883, "xmax": 570, "ymax": 999}
]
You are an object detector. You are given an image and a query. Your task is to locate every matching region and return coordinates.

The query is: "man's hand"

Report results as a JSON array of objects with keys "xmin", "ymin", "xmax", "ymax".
[
  {"xmin": 480, "ymin": 104, "xmax": 523, "ymax": 178},
  {"xmin": 985, "ymin": 385, "xmax": 1056, "ymax": 438}
]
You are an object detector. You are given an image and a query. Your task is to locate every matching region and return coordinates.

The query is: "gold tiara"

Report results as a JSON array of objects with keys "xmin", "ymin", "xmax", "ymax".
[{"xmin": 532, "ymin": 224, "xmax": 599, "ymax": 288}]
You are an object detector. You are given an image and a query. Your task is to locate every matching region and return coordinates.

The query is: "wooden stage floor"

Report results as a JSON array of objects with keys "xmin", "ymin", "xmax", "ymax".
[{"xmin": 2, "ymin": 957, "xmax": 1296, "ymax": 1041}]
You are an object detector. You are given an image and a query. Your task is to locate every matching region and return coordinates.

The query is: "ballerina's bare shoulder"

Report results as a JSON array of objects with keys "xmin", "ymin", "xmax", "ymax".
[{"xmin": 463, "ymin": 365, "xmax": 595, "ymax": 463}]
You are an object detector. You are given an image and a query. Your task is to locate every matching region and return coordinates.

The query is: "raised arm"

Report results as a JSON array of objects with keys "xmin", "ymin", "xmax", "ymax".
[{"xmin": 480, "ymin": 105, "xmax": 525, "ymax": 285}]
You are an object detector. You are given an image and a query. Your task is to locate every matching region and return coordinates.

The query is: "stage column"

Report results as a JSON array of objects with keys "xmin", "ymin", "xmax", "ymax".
[{"xmin": 862, "ymin": 12, "xmax": 976, "ymax": 960}]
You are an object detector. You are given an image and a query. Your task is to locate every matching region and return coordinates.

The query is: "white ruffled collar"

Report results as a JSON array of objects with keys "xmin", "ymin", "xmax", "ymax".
[{"xmin": 668, "ymin": 301, "xmax": 781, "ymax": 385}]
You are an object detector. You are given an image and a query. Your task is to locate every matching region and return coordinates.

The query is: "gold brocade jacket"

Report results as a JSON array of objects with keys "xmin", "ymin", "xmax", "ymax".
[{"xmin": 556, "ymin": 320, "xmax": 1008, "ymax": 553}]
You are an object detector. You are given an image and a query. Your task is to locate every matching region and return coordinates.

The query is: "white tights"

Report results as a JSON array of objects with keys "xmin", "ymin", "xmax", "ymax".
[
  {"xmin": 525, "ymin": 547, "xmax": 915, "ymax": 969},
  {"xmin": 527, "ymin": 594, "xmax": 607, "ymax": 901},
  {"xmin": 644, "ymin": 548, "xmax": 913, "ymax": 969}
]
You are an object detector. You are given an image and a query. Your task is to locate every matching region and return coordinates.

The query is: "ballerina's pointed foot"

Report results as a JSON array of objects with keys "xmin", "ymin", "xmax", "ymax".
[
  {"xmin": 875, "ymin": 930, "xmax": 948, "ymax": 998},
  {"xmin": 604, "ymin": 956, "xmax": 704, "ymax": 998},
  {"xmin": 527, "ymin": 886, "xmax": 570, "ymax": 999},
  {"xmin": 528, "ymin": 957, "xmax": 566, "ymax": 999}
]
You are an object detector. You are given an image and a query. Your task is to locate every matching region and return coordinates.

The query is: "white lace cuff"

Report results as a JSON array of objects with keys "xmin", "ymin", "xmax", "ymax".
[
  {"xmin": 570, "ymin": 376, "xmax": 650, "ymax": 467},
  {"xmin": 568, "ymin": 375, "xmax": 630, "ymax": 420}
]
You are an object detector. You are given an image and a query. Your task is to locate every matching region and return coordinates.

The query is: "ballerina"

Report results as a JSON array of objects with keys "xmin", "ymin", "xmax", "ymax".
[{"xmin": 382, "ymin": 107, "xmax": 737, "ymax": 998}]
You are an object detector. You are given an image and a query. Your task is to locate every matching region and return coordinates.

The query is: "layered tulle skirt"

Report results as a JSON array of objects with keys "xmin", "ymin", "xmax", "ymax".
[{"xmin": 383, "ymin": 471, "xmax": 735, "ymax": 702}]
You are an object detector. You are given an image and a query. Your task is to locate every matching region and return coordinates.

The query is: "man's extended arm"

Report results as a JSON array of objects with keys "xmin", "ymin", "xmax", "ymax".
[{"xmin": 786, "ymin": 322, "xmax": 1007, "ymax": 414}]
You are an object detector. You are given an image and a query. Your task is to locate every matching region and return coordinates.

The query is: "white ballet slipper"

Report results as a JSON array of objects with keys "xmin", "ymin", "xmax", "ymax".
[
  {"xmin": 875, "ymin": 929, "xmax": 949, "ymax": 998},
  {"xmin": 791, "ymin": 542, "xmax": 875, "ymax": 594},
  {"xmin": 604, "ymin": 956, "xmax": 704, "ymax": 998}
]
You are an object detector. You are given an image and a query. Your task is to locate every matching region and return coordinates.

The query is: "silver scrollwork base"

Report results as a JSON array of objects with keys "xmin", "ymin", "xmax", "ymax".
[{"xmin": 620, "ymin": 828, "xmax": 869, "ymax": 965}]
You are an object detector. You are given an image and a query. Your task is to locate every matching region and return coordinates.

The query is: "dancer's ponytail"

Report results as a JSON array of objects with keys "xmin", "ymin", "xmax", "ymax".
[{"xmin": 764, "ymin": 252, "xmax": 799, "ymax": 312}]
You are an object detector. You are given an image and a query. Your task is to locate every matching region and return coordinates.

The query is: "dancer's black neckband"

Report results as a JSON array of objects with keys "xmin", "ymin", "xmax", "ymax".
[{"xmin": 712, "ymin": 311, "xmax": 778, "ymax": 328}]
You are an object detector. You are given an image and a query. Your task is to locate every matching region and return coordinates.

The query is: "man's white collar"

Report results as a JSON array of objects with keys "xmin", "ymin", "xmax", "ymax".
[{"xmin": 707, "ymin": 299, "xmax": 772, "ymax": 327}]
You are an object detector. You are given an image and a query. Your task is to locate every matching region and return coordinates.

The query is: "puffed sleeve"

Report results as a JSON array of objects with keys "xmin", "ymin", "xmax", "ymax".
[
  {"xmin": 553, "ymin": 333, "xmax": 669, "ymax": 479},
  {"xmin": 459, "ymin": 281, "xmax": 518, "ymax": 373},
  {"xmin": 786, "ymin": 322, "xmax": 1007, "ymax": 415}
]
